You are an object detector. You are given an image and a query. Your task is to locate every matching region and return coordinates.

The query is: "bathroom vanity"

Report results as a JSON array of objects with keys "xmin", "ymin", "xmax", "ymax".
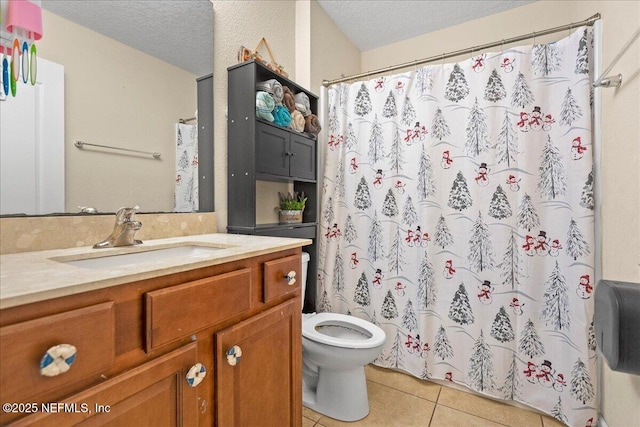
[{"xmin": 0, "ymin": 234, "xmax": 309, "ymax": 426}]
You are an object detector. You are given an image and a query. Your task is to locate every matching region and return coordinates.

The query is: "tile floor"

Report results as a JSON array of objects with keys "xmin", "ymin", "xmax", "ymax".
[{"xmin": 303, "ymin": 365, "xmax": 566, "ymax": 427}]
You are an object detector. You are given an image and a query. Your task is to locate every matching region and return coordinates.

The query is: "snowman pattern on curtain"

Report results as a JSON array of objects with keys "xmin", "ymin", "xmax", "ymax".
[{"xmin": 319, "ymin": 28, "xmax": 595, "ymax": 427}]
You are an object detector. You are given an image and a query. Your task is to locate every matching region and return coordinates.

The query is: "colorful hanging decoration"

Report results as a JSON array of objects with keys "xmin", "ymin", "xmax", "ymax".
[{"xmin": 0, "ymin": 0, "xmax": 43, "ymax": 99}]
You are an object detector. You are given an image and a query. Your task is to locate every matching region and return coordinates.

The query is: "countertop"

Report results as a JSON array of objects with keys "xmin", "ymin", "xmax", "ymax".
[{"xmin": 0, "ymin": 233, "xmax": 311, "ymax": 309}]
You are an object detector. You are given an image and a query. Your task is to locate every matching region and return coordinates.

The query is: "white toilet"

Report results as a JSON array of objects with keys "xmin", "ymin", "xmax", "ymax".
[{"xmin": 300, "ymin": 252, "xmax": 386, "ymax": 422}]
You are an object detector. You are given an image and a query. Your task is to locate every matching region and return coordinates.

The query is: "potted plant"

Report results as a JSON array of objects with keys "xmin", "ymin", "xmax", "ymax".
[{"xmin": 278, "ymin": 191, "xmax": 307, "ymax": 224}]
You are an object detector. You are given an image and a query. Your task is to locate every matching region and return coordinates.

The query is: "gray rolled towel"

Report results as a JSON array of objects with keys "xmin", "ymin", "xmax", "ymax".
[
  {"xmin": 256, "ymin": 79, "xmax": 284, "ymax": 105},
  {"xmin": 294, "ymin": 92, "xmax": 311, "ymax": 117}
]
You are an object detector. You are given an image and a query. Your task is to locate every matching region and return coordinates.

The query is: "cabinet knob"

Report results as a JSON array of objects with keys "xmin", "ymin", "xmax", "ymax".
[
  {"xmin": 40, "ymin": 344, "xmax": 77, "ymax": 377},
  {"xmin": 285, "ymin": 271, "xmax": 297, "ymax": 286},
  {"xmin": 186, "ymin": 363, "xmax": 207, "ymax": 387},
  {"xmin": 226, "ymin": 345, "xmax": 242, "ymax": 366}
]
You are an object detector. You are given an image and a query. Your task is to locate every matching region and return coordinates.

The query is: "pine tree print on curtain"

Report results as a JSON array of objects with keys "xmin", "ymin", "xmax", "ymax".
[{"xmin": 319, "ymin": 27, "xmax": 595, "ymax": 427}]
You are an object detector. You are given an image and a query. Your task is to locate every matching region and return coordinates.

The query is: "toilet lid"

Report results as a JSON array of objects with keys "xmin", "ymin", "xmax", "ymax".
[{"xmin": 302, "ymin": 313, "xmax": 386, "ymax": 349}]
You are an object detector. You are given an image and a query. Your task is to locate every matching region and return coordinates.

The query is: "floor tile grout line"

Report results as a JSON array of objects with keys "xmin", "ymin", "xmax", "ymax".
[
  {"xmin": 436, "ymin": 402, "xmax": 515, "ymax": 426},
  {"xmin": 427, "ymin": 402, "xmax": 438, "ymax": 426},
  {"xmin": 365, "ymin": 377, "xmax": 442, "ymax": 404}
]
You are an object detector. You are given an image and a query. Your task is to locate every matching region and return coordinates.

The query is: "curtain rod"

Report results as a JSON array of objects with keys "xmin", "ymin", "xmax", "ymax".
[{"xmin": 322, "ymin": 13, "xmax": 601, "ymax": 87}]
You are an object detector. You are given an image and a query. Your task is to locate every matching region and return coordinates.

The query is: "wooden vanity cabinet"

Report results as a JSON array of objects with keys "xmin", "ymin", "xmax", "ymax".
[{"xmin": 0, "ymin": 248, "xmax": 303, "ymax": 427}]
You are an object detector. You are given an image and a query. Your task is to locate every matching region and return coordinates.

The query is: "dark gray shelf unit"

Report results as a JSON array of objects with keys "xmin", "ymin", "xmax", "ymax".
[
  {"xmin": 227, "ymin": 60, "xmax": 318, "ymax": 312},
  {"xmin": 197, "ymin": 74, "xmax": 214, "ymax": 211}
]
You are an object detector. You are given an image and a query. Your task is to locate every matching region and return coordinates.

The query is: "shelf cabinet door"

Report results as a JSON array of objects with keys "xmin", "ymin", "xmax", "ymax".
[
  {"xmin": 289, "ymin": 134, "xmax": 316, "ymax": 181},
  {"xmin": 256, "ymin": 121, "xmax": 316, "ymax": 181},
  {"xmin": 256, "ymin": 123, "xmax": 290, "ymax": 177},
  {"xmin": 215, "ymin": 298, "xmax": 301, "ymax": 427}
]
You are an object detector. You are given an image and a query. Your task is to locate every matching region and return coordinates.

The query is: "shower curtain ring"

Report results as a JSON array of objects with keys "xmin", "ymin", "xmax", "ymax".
[
  {"xmin": 441, "ymin": 53, "xmax": 445, "ymax": 65},
  {"xmin": 533, "ymin": 31, "xmax": 536, "ymax": 45}
]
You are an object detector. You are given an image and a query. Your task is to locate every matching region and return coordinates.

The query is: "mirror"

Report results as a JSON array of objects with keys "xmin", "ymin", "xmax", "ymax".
[{"xmin": 0, "ymin": 0, "xmax": 213, "ymax": 216}]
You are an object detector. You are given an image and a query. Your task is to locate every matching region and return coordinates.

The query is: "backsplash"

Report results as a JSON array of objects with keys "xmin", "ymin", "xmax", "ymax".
[{"xmin": 0, "ymin": 213, "xmax": 217, "ymax": 254}]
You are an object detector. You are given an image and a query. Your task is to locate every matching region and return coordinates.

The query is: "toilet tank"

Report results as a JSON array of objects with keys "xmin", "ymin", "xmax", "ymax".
[{"xmin": 301, "ymin": 252, "xmax": 310, "ymax": 305}]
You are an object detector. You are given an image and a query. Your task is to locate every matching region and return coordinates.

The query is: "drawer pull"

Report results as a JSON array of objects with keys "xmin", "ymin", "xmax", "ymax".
[
  {"xmin": 186, "ymin": 363, "xmax": 207, "ymax": 387},
  {"xmin": 226, "ymin": 345, "xmax": 242, "ymax": 366},
  {"xmin": 40, "ymin": 344, "xmax": 77, "ymax": 377},
  {"xmin": 285, "ymin": 271, "xmax": 297, "ymax": 286}
]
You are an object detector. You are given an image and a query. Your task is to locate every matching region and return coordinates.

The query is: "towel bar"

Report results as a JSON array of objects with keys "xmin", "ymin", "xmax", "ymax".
[{"xmin": 75, "ymin": 140, "xmax": 161, "ymax": 159}]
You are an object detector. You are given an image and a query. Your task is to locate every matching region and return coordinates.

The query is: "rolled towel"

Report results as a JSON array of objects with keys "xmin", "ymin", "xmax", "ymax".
[
  {"xmin": 273, "ymin": 105, "xmax": 292, "ymax": 127},
  {"xmin": 295, "ymin": 103, "xmax": 308, "ymax": 117},
  {"xmin": 289, "ymin": 110, "xmax": 305, "ymax": 132},
  {"xmin": 294, "ymin": 92, "xmax": 311, "ymax": 116},
  {"xmin": 256, "ymin": 91, "xmax": 275, "ymax": 122},
  {"xmin": 282, "ymin": 86, "xmax": 296, "ymax": 113},
  {"xmin": 304, "ymin": 114, "xmax": 322, "ymax": 135},
  {"xmin": 256, "ymin": 79, "xmax": 283, "ymax": 105}
]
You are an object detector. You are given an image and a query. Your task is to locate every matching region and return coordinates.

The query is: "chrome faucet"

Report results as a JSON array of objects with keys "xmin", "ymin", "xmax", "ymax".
[{"xmin": 93, "ymin": 206, "xmax": 143, "ymax": 248}]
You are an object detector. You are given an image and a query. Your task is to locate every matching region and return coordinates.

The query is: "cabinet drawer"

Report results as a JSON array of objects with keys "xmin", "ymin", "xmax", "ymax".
[
  {"xmin": 263, "ymin": 254, "xmax": 301, "ymax": 303},
  {"xmin": 0, "ymin": 302, "xmax": 115, "ymax": 408},
  {"xmin": 146, "ymin": 268, "xmax": 252, "ymax": 351}
]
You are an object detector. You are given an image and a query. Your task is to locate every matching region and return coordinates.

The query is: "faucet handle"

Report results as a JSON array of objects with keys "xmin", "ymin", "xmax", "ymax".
[{"xmin": 115, "ymin": 206, "xmax": 140, "ymax": 224}]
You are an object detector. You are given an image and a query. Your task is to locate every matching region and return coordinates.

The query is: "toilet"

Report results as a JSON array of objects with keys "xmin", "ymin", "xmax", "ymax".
[{"xmin": 300, "ymin": 252, "xmax": 386, "ymax": 422}]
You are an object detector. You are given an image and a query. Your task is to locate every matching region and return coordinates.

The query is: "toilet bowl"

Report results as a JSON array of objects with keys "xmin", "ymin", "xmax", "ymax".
[{"xmin": 300, "ymin": 253, "xmax": 386, "ymax": 422}]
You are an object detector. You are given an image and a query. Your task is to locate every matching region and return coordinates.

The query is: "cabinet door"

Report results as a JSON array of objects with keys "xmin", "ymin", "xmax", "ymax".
[
  {"xmin": 256, "ymin": 122, "xmax": 290, "ymax": 177},
  {"xmin": 289, "ymin": 134, "xmax": 316, "ymax": 181},
  {"xmin": 216, "ymin": 298, "xmax": 301, "ymax": 427},
  {"xmin": 15, "ymin": 343, "xmax": 201, "ymax": 427}
]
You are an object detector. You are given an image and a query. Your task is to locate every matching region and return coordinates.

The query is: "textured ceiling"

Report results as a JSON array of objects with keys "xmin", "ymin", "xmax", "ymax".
[
  {"xmin": 41, "ymin": 0, "xmax": 213, "ymax": 77},
  {"xmin": 39, "ymin": 1, "xmax": 535, "ymax": 76},
  {"xmin": 316, "ymin": 0, "xmax": 537, "ymax": 51}
]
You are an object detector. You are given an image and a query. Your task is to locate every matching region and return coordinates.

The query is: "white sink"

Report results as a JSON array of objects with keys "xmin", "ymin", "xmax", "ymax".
[{"xmin": 56, "ymin": 245, "xmax": 227, "ymax": 270}]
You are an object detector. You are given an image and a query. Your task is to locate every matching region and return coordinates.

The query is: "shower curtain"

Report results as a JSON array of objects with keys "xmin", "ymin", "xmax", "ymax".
[
  {"xmin": 319, "ymin": 28, "xmax": 595, "ymax": 427},
  {"xmin": 174, "ymin": 123, "xmax": 199, "ymax": 212}
]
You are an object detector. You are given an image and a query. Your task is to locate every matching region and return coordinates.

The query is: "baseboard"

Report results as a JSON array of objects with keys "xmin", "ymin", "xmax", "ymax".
[{"xmin": 599, "ymin": 414, "xmax": 609, "ymax": 427}]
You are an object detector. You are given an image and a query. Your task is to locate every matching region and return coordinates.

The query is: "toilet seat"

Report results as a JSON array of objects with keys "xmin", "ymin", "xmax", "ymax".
[{"xmin": 302, "ymin": 313, "xmax": 385, "ymax": 349}]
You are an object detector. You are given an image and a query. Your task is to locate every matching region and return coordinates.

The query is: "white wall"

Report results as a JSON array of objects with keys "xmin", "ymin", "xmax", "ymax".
[{"xmin": 360, "ymin": 2, "xmax": 640, "ymax": 426}]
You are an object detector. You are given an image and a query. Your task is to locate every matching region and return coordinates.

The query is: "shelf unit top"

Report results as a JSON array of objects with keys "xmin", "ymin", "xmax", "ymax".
[{"xmin": 227, "ymin": 60, "xmax": 318, "ymax": 100}]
